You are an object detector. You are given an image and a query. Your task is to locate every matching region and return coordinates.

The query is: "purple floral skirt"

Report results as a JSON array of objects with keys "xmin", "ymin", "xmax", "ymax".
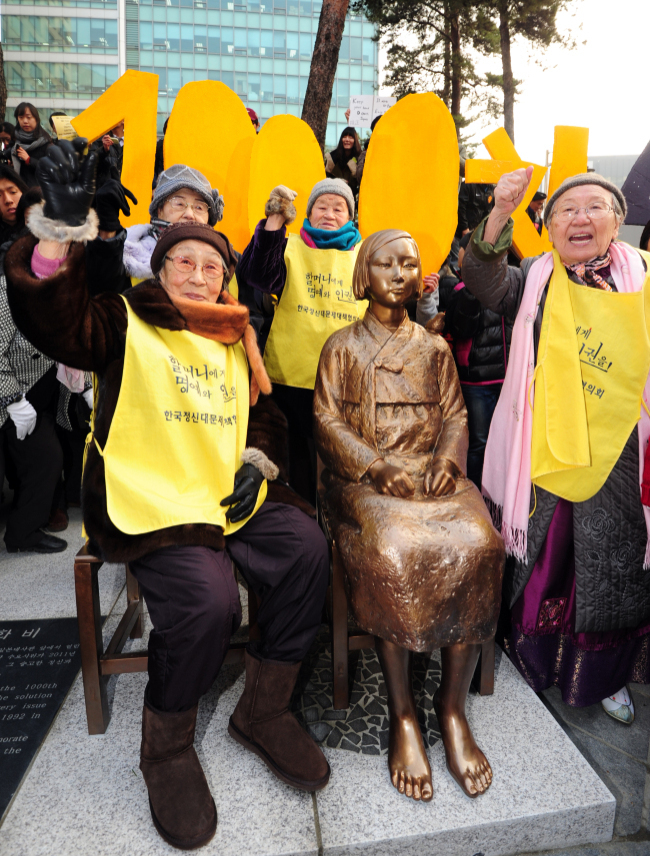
[{"xmin": 505, "ymin": 498, "xmax": 650, "ymax": 706}]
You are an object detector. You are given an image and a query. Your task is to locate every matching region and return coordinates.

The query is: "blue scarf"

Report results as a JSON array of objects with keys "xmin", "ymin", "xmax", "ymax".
[{"xmin": 301, "ymin": 219, "xmax": 361, "ymax": 251}]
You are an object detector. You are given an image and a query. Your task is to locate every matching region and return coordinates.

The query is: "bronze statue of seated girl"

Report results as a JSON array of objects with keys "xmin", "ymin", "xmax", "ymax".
[{"xmin": 314, "ymin": 229, "xmax": 505, "ymax": 801}]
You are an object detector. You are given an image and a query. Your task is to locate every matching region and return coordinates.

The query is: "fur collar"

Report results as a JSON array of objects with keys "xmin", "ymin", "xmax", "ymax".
[{"xmin": 123, "ymin": 223, "xmax": 156, "ymax": 279}]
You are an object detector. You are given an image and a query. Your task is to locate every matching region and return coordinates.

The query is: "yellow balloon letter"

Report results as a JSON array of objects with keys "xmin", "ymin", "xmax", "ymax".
[
  {"xmin": 359, "ymin": 93, "xmax": 459, "ymax": 275},
  {"xmin": 72, "ymin": 70, "xmax": 158, "ymax": 227},
  {"xmin": 546, "ymin": 126, "xmax": 589, "ymax": 200},
  {"xmin": 248, "ymin": 115, "xmax": 325, "ymax": 238},
  {"xmin": 165, "ymin": 81, "xmax": 256, "ymax": 251}
]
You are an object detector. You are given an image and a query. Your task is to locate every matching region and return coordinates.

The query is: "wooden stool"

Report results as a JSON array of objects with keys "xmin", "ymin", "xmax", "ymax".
[
  {"xmin": 317, "ymin": 466, "xmax": 496, "ymax": 710},
  {"xmin": 74, "ymin": 544, "xmax": 259, "ymax": 734}
]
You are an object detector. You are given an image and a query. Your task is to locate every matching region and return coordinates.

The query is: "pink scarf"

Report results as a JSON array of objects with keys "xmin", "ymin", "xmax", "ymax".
[{"xmin": 481, "ymin": 241, "xmax": 650, "ymax": 568}]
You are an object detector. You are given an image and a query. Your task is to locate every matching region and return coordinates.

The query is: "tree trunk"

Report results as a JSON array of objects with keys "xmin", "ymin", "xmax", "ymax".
[
  {"xmin": 301, "ymin": 0, "xmax": 350, "ymax": 150},
  {"xmin": 498, "ymin": 2, "xmax": 515, "ymax": 143},
  {"xmin": 442, "ymin": 2, "xmax": 451, "ymax": 109},
  {"xmin": 449, "ymin": 10, "xmax": 461, "ymax": 134},
  {"xmin": 0, "ymin": 42, "xmax": 7, "ymax": 124}
]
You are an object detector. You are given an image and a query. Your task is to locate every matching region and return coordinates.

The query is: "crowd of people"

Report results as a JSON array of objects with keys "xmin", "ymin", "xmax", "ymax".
[{"xmin": 2, "ymin": 96, "xmax": 650, "ymax": 849}]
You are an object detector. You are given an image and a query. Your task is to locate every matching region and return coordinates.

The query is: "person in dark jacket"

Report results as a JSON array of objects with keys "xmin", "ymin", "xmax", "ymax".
[
  {"xmin": 0, "ymin": 122, "xmax": 16, "ymax": 167},
  {"xmin": 91, "ymin": 119, "xmax": 124, "ymax": 189},
  {"xmin": 463, "ymin": 165, "xmax": 650, "ymax": 724},
  {"xmin": 526, "ymin": 190, "xmax": 546, "ymax": 232},
  {"xmin": 0, "ymin": 185, "xmax": 65, "ymax": 553},
  {"xmin": 0, "ymin": 166, "xmax": 28, "ymax": 248},
  {"xmin": 153, "ymin": 117, "xmax": 169, "ymax": 187},
  {"xmin": 325, "ymin": 127, "xmax": 361, "ymax": 195},
  {"xmin": 5, "ymin": 139, "xmax": 331, "ymax": 848},
  {"xmin": 457, "ymin": 181, "xmax": 495, "ymax": 237},
  {"xmin": 445, "ymin": 233, "xmax": 511, "ymax": 487},
  {"xmin": 11, "ymin": 103, "xmax": 52, "ymax": 188}
]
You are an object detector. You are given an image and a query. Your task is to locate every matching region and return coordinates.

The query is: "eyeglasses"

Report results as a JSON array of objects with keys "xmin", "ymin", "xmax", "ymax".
[
  {"xmin": 552, "ymin": 203, "xmax": 614, "ymax": 223},
  {"xmin": 165, "ymin": 255, "xmax": 224, "ymax": 280},
  {"xmin": 166, "ymin": 196, "xmax": 209, "ymax": 215}
]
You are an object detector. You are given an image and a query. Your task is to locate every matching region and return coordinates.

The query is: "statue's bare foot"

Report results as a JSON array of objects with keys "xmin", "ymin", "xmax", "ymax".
[
  {"xmin": 433, "ymin": 690, "xmax": 492, "ymax": 798},
  {"xmin": 388, "ymin": 712, "xmax": 433, "ymax": 802}
]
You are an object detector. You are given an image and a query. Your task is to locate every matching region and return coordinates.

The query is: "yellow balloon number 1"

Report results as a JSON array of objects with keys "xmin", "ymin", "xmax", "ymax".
[{"xmin": 71, "ymin": 70, "xmax": 159, "ymax": 228}]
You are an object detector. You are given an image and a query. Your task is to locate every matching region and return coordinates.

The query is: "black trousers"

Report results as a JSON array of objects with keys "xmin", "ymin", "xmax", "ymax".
[
  {"xmin": 271, "ymin": 383, "xmax": 316, "ymax": 505},
  {"xmin": 1, "ymin": 412, "xmax": 63, "ymax": 548},
  {"xmin": 130, "ymin": 501, "xmax": 329, "ymax": 712}
]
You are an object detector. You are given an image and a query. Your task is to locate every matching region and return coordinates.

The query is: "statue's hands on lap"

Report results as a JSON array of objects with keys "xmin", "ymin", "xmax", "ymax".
[
  {"xmin": 368, "ymin": 460, "xmax": 415, "ymax": 498},
  {"xmin": 423, "ymin": 457, "xmax": 457, "ymax": 497}
]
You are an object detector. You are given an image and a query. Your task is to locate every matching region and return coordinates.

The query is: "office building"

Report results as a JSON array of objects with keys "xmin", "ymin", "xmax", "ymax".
[
  {"xmin": 2, "ymin": 0, "xmax": 124, "ymax": 124},
  {"xmin": 2, "ymin": 0, "xmax": 377, "ymax": 148}
]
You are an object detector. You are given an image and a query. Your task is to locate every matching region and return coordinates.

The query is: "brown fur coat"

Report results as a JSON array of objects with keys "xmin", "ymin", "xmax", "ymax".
[{"xmin": 5, "ymin": 235, "xmax": 314, "ymax": 563}]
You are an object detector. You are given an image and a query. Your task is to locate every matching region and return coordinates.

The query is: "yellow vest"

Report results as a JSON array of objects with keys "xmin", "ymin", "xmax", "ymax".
[
  {"xmin": 96, "ymin": 297, "xmax": 266, "ymax": 536},
  {"xmin": 263, "ymin": 233, "xmax": 366, "ymax": 390},
  {"xmin": 531, "ymin": 248, "xmax": 650, "ymax": 502}
]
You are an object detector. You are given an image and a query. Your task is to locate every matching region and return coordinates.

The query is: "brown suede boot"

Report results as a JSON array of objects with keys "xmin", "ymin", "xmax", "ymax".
[
  {"xmin": 228, "ymin": 651, "xmax": 331, "ymax": 791},
  {"xmin": 140, "ymin": 699, "xmax": 217, "ymax": 850}
]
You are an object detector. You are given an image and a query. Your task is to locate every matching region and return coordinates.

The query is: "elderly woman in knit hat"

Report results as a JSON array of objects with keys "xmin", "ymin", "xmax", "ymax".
[
  {"xmin": 5, "ymin": 140, "xmax": 330, "ymax": 849},
  {"xmin": 462, "ymin": 167, "xmax": 650, "ymax": 724},
  {"xmin": 85, "ymin": 163, "xmax": 227, "ymax": 295},
  {"xmin": 237, "ymin": 177, "xmax": 365, "ymax": 500}
]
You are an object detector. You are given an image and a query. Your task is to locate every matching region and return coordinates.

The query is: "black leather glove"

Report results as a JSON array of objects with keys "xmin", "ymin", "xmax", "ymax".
[
  {"xmin": 94, "ymin": 180, "xmax": 137, "ymax": 232},
  {"xmin": 220, "ymin": 464, "xmax": 264, "ymax": 523},
  {"xmin": 36, "ymin": 138, "xmax": 98, "ymax": 226}
]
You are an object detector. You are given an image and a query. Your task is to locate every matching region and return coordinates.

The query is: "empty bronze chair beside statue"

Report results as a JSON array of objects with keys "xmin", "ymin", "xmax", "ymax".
[{"xmin": 313, "ymin": 229, "xmax": 505, "ymax": 802}]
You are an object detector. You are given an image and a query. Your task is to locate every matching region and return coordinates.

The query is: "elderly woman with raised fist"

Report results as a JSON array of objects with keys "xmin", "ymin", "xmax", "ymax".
[
  {"xmin": 4, "ymin": 139, "xmax": 331, "ymax": 850},
  {"xmin": 237, "ymin": 178, "xmax": 366, "ymax": 501},
  {"xmin": 462, "ymin": 166, "xmax": 650, "ymax": 724}
]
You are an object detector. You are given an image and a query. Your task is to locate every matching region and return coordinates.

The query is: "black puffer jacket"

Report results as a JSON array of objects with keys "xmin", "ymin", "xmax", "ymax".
[
  {"xmin": 444, "ymin": 283, "xmax": 511, "ymax": 383},
  {"xmin": 457, "ymin": 182, "xmax": 495, "ymax": 235}
]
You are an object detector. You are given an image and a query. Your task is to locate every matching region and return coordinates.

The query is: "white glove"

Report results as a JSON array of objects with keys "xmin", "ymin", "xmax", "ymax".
[
  {"xmin": 7, "ymin": 398, "xmax": 37, "ymax": 441},
  {"xmin": 83, "ymin": 388, "xmax": 94, "ymax": 410}
]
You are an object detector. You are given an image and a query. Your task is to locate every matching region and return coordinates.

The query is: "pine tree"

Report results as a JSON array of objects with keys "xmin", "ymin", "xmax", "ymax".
[
  {"xmin": 353, "ymin": 0, "xmax": 502, "ymax": 136},
  {"xmin": 0, "ymin": 42, "xmax": 7, "ymax": 124},
  {"xmin": 302, "ymin": 0, "xmax": 351, "ymax": 150}
]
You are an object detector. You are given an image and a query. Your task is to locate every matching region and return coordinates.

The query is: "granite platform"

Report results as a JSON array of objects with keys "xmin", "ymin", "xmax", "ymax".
[{"xmin": 0, "ymin": 592, "xmax": 615, "ymax": 856}]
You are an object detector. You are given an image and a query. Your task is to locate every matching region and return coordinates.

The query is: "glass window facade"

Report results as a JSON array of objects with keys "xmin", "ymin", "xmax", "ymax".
[
  {"xmin": 6, "ymin": 61, "xmax": 119, "ymax": 99},
  {"xmin": 129, "ymin": 0, "xmax": 378, "ymax": 146},
  {"xmin": 5, "ymin": 0, "xmax": 116, "ymax": 7},
  {"xmin": 2, "ymin": 15, "xmax": 118, "ymax": 53},
  {"xmin": 2, "ymin": 2, "xmax": 120, "ymax": 123}
]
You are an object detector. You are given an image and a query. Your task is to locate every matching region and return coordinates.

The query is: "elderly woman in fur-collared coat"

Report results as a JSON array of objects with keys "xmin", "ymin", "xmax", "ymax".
[{"xmin": 5, "ymin": 140, "xmax": 330, "ymax": 851}]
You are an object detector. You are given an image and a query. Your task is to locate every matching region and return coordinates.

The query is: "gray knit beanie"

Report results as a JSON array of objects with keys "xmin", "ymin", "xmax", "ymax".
[
  {"xmin": 544, "ymin": 173, "xmax": 627, "ymax": 227},
  {"xmin": 150, "ymin": 164, "xmax": 225, "ymax": 226},
  {"xmin": 306, "ymin": 178, "xmax": 355, "ymax": 219}
]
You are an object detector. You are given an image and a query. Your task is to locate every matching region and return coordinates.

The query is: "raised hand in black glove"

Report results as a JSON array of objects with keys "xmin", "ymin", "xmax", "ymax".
[
  {"xmin": 36, "ymin": 138, "xmax": 98, "ymax": 226},
  {"xmin": 220, "ymin": 463, "xmax": 265, "ymax": 523},
  {"xmin": 94, "ymin": 180, "xmax": 138, "ymax": 233}
]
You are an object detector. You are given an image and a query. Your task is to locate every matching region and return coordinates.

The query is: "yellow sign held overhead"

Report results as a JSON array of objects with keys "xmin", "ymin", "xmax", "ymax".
[{"xmin": 51, "ymin": 115, "xmax": 78, "ymax": 142}]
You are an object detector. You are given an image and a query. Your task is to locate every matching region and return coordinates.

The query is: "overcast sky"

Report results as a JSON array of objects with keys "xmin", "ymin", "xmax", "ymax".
[{"xmin": 379, "ymin": 0, "xmax": 649, "ymax": 164}]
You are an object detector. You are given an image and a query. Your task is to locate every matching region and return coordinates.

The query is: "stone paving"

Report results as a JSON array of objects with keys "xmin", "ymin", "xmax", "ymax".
[{"xmin": 292, "ymin": 628, "xmax": 441, "ymax": 755}]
